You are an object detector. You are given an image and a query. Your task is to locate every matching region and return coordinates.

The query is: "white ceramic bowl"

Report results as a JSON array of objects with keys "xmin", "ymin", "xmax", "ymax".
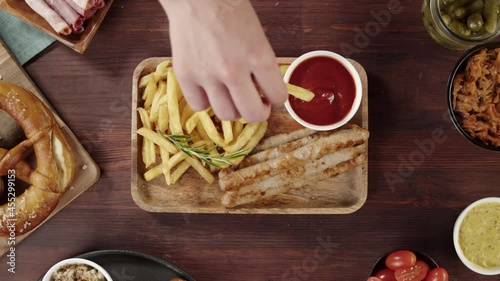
[
  {"xmin": 42, "ymin": 258, "xmax": 113, "ymax": 281},
  {"xmin": 453, "ymin": 197, "xmax": 500, "ymax": 275},
  {"xmin": 283, "ymin": 50, "xmax": 363, "ymax": 131}
]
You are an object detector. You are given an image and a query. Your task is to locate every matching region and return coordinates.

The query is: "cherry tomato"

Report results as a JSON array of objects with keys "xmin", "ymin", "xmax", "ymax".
[
  {"xmin": 375, "ymin": 268, "xmax": 397, "ymax": 281},
  {"xmin": 367, "ymin": 277, "xmax": 383, "ymax": 281},
  {"xmin": 425, "ymin": 268, "xmax": 449, "ymax": 281},
  {"xmin": 385, "ymin": 250, "xmax": 417, "ymax": 270},
  {"xmin": 394, "ymin": 260, "xmax": 429, "ymax": 281}
]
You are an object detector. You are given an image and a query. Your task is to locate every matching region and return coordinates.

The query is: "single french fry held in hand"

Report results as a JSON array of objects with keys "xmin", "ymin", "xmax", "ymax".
[{"xmin": 287, "ymin": 84, "xmax": 315, "ymax": 102}]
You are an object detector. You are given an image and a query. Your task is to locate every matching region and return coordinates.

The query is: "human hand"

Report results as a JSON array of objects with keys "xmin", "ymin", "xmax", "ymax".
[{"xmin": 159, "ymin": 0, "xmax": 287, "ymax": 122}]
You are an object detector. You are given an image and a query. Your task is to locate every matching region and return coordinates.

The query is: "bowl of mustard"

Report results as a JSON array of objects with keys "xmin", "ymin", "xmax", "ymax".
[{"xmin": 453, "ymin": 197, "xmax": 500, "ymax": 275}]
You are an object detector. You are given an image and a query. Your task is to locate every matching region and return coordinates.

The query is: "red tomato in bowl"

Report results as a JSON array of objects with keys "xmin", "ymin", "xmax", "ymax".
[
  {"xmin": 385, "ymin": 250, "xmax": 417, "ymax": 270},
  {"xmin": 367, "ymin": 277, "xmax": 383, "ymax": 281},
  {"xmin": 394, "ymin": 260, "xmax": 429, "ymax": 281},
  {"xmin": 425, "ymin": 268, "xmax": 449, "ymax": 281},
  {"xmin": 375, "ymin": 268, "xmax": 397, "ymax": 281}
]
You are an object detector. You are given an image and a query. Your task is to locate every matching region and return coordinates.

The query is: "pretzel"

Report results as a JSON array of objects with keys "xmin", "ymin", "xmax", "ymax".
[{"xmin": 0, "ymin": 82, "xmax": 76, "ymax": 236}]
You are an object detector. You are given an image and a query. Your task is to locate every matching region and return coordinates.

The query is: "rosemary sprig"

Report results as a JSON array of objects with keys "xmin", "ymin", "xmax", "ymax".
[{"xmin": 158, "ymin": 132, "xmax": 249, "ymax": 168}]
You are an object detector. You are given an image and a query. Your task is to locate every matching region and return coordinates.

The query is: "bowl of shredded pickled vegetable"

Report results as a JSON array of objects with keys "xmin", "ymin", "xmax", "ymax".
[{"xmin": 447, "ymin": 42, "xmax": 500, "ymax": 151}]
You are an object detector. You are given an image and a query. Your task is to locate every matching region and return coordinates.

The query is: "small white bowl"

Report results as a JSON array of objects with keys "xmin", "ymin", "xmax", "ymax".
[
  {"xmin": 283, "ymin": 50, "xmax": 363, "ymax": 131},
  {"xmin": 43, "ymin": 258, "xmax": 113, "ymax": 281},
  {"xmin": 453, "ymin": 197, "xmax": 500, "ymax": 275}
]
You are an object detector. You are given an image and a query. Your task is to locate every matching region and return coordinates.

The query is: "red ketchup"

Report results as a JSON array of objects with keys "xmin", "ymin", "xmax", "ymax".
[{"xmin": 289, "ymin": 56, "xmax": 356, "ymax": 126}]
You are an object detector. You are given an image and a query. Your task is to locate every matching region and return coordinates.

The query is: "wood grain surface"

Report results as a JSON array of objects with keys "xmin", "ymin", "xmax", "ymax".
[
  {"xmin": 0, "ymin": 0, "xmax": 114, "ymax": 53},
  {"xmin": 1, "ymin": 0, "xmax": 499, "ymax": 280},
  {"xmin": 0, "ymin": 40, "xmax": 101, "ymax": 257}
]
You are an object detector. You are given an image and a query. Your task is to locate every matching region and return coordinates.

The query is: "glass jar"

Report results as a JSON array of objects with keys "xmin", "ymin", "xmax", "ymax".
[{"xmin": 422, "ymin": 0, "xmax": 500, "ymax": 50}]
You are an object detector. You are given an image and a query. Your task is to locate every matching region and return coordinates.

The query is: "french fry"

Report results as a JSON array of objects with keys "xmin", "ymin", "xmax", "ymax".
[
  {"xmin": 171, "ymin": 161, "xmax": 191, "ymax": 184},
  {"xmin": 196, "ymin": 122, "xmax": 211, "ymax": 144},
  {"xmin": 139, "ymin": 73, "xmax": 155, "ymax": 89},
  {"xmin": 166, "ymin": 68, "xmax": 183, "ymax": 134},
  {"xmin": 233, "ymin": 119, "xmax": 244, "ymax": 138},
  {"xmin": 184, "ymin": 156, "xmax": 214, "ymax": 184},
  {"xmin": 184, "ymin": 112, "xmax": 199, "ymax": 134},
  {"xmin": 144, "ymin": 79, "xmax": 158, "ymax": 109},
  {"xmin": 181, "ymin": 105, "xmax": 195, "ymax": 130},
  {"xmin": 158, "ymin": 103, "xmax": 169, "ymax": 132},
  {"xmin": 225, "ymin": 122, "xmax": 260, "ymax": 153},
  {"xmin": 167, "ymin": 151, "xmax": 188, "ymax": 170},
  {"xmin": 160, "ymin": 148, "xmax": 172, "ymax": 185},
  {"xmin": 137, "ymin": 108, "xmax": 156, "ymax": 167},
  {"xmin": 222, "ymin": 121, "xmax": 233, "ymax": 144},
  {"xmin": 178, "ymin": 98, "xmax": 187, "ymax": 114},
  {"xmin": 287, "ymin": 84, "xmax": 315, "ymax": 102},
  {"xmin": 144, "ymin": 164, "xmax": 163, "ymax": 181},
  {"xmin": 197, "ymin": 111, "xmax": 225, "ymax": 147},
  {"xmin": 150, "ymin": 80, "xmax": 167, "ymax": 123},
  {"xmin": 238, "ymin": 118, "xmax": 247, "ymax": 125},
  {"xmin": 137, "ymin": 127, "xmax": 177, "ymax": 154},
  {"xmin": 226, "ymin": 121, "xmax": 268, "ymax": 166},
  {"xmin": 279, "ymin": 64, "xmax": 290, "ymax": 75},
  {"xmin": 155, "ymin": 60, "xmax": 170, "ymax": 81}
]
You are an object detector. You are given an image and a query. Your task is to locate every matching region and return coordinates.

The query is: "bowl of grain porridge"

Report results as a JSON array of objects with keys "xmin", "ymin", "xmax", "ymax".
[{"xmin": 42, "ymin": 258, "xmax": 113, "ymax": 281}]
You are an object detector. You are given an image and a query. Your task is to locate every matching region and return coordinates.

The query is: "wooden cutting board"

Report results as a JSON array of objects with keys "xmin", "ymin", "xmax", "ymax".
[
  {"xmin": 0, "ymin": 39, "xmax": 101, "ymax": 256},
  {"xmin": 131, "ymin": 57, "xmax": 368, "ymax": 214}
]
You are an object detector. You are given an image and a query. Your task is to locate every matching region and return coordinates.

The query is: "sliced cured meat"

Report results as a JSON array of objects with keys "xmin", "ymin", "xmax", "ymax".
[
  {"xmin": 44, "ymin": 0, "xmax": 84, "ymax": 33},
  {"xmin": 25, "ymin": 0, "xmax": 72, "ymax": 35}
]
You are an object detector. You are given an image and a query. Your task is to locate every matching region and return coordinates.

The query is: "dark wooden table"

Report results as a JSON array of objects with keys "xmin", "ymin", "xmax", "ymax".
[{"xmin": 2, "ymin": 0, "xmax": 499, "ymax": 280}]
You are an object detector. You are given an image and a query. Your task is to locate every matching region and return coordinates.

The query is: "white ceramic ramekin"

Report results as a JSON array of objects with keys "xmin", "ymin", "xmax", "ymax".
[
  {"xmin": 42, "ymin": 258, "xmax": 113, "ymax": 281},
  {"xmin": 283, "ymin": 50, "xmax": 362, "ymax": 131},
  {"xmin": 453, "ymin": 197, "xmax": 500, "ymax": 275}
]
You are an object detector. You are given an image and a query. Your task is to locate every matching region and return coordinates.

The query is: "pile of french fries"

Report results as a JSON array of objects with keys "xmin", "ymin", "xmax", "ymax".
[{"xmin": 136, "ymin": 60, "xmax": 268, "ymax": 185}]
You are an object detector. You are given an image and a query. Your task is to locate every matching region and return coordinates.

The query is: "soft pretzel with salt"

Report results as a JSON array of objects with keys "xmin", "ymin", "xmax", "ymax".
[{"xmin": 0, "ymin": 82, "xmax": 75, "ymax": 236}]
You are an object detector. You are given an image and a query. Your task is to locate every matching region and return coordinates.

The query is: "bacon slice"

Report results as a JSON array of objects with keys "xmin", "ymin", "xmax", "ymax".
[
  {"xmin": 44, "ymin": 0, "xmax": 84, "ymax": 33},
  {"xmin": 25, "ymin": 0, "xmax": 72, "ymax": 35}
]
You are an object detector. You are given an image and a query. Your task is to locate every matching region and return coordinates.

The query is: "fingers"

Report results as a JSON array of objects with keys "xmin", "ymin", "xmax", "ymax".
[
  {"xmin": 228, "ymin": 74, "xmax": 271, "ymax": 123},
  {"xmin": 252, "ymin": 64, "xmax": 288, "ymax": 106},
  {"xmin": 175, "ymin": 78, "xmax": 210, "ymax": 112},
  {"xmin": 204, "ymin": 83, "xmax": 240, "ymax": 121}
]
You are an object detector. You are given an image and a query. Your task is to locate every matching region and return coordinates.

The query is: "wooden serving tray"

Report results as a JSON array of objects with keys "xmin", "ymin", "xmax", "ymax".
[
  {"xmin": 0, "ymin": 39, "xmax": 100, "ymax": 256},
  {"xmin": 0, "ymin": 0, "xmax": 114, "ymax": 53},
  {"xmin": 131, "ymin": 57, "xmax": 368, "ymax": 214}
]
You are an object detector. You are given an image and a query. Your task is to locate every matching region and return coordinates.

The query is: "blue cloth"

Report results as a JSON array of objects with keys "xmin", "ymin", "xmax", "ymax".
[{"xmin": 0, "ymin": 9, "xmax": 55, "ymax": 65}]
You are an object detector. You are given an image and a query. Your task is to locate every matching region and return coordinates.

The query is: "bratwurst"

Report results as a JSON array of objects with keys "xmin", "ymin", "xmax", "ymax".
[{"xmin": 218, "ymin": 124, "xmax": 369, "ymax": 207}]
